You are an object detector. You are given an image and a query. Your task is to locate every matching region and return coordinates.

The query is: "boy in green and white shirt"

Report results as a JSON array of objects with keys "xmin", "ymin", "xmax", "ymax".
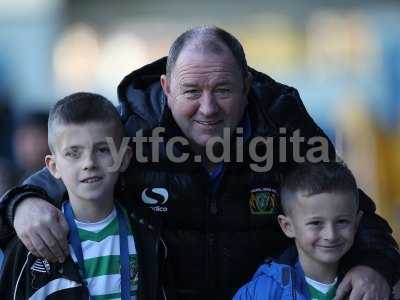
[
  {"xmin": 65, "ymin": 204, "xmax": 138, "ymax": 299},
  {"xmin": 44, "ymin": 93, "xmax": 135, "ymax": 300},
  {"xmin": 1, "ymin": 93, "xmax": 138, "ymax": 300},
  {"xmin": 0, "ymin": 93, "xmax": 163, "ymax": 300}
]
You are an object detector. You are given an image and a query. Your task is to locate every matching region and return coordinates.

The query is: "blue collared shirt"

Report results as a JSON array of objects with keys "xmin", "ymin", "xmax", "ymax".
[{"xmin": 207, "ymin": 111, "xmax": 252, "ymax": 194}]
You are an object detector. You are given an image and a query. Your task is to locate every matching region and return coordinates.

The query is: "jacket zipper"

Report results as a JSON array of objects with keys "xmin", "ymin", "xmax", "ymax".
[
  {"xmin": 132, "ymin": 214, "xmax": 166, "ymax": 300},
  {"xmin": 14, "ymin": 251, "xmax": 31, "ymax": 300},
  {"xmin": 206, "ymin": 183, "xmax": 217, "ymax": 294},
  {"xmin": 159, "ymin": 236, "xmax": 168, "ymax": 300},
  {"xmin": 290, "ymin": 268, "xmax": 296, "ymax": 300}
]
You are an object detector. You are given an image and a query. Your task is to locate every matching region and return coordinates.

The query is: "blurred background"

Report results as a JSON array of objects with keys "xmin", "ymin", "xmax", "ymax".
[{"xmin": 0, "ymin": 0, "xmax": 399, "ymax": 248}]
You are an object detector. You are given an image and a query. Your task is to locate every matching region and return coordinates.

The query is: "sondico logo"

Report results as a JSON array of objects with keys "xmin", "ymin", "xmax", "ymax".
[{"xmin": 141, "ymin": 188, "xmax": 169, "ymax": 212}]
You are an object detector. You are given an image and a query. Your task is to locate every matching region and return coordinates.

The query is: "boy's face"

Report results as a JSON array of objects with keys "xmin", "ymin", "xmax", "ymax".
[
  {"xmin": 278, "ymin": 192, "xmax": 362, "ymax": 268},
  {"xmin": 45, "ymin": 122, "xmax": 131, "ymax": 204}
]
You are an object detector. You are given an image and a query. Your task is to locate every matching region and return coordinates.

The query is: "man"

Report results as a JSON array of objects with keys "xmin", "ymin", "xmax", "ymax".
[{"xmin": 1, "ymin": 26, "xmax": 399, "ymax": 300}]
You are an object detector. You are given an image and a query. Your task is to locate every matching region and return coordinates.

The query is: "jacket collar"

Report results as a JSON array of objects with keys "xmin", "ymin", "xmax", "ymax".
[{"xmin": 117, "ymin": 57, "xmax": 294, "ymax": 139}]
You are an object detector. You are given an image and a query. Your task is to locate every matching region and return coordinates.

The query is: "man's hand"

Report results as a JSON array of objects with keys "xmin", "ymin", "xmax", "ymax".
[
  {"xmin": 334, "ymin": 265, "xmax": 391, "ymax": 300},
  {"xmin": 14, "ymin": 197, "xmax": 69, "ymax": 262},
  {"xmin": 393, "ymin": 280, "xmax": 400, "ymax": 300}
]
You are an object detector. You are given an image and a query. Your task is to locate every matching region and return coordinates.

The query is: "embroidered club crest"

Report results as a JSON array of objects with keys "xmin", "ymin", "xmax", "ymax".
[{"xmin": 249, "ymin": 188, "xmax": 278, "ymax": 215}]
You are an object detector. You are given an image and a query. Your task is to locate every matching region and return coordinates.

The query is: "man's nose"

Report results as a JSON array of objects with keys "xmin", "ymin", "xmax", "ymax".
[{"xmin": 198, "ymin": 92, "xmax": 219, "ymax": 116}]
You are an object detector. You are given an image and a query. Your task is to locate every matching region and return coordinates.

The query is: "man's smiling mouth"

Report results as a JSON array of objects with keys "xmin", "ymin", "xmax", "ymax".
[{"xmin": 195, "ymin": 120, "xmax": 222, "ymax": 126}]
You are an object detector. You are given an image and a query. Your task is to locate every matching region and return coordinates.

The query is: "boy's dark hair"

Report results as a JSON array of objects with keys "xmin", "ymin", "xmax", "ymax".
[
  {"xmin": 280, "ymin": 162, "xmax": 359, "ymax": 215},
  {"xmin": 48, "ymin": 92, "xmax": 123, "ymax": 152}
]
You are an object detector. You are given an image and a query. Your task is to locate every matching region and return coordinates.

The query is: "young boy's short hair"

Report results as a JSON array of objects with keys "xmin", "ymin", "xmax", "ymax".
[
  {"xmin": 280, "ymin": 162, "xmax": 359, "ymax": 215},
  {"xmin": 48, "ymin": 92, "xmax": 123, "ymax": 152}
]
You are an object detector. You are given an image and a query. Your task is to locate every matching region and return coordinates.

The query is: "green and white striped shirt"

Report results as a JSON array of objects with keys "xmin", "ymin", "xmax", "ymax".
[{"xmin": 69, "ymin": 207, "xmax": 138, "ymax": 300}]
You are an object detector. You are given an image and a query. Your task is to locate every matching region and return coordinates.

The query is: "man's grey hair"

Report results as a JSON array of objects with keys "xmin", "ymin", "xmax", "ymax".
[{"xmin": 166, "ymin": 25, "xmax": 249, "ymax": 81}]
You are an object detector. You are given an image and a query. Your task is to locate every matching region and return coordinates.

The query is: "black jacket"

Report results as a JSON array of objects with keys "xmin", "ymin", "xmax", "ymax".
[
  {"xmin": 1, "ymin": 57, "xmax": 399, "ymax": 300},
  {"xmin": 0, "ymin": 203, "xmax": 164, "ymax": 300}
]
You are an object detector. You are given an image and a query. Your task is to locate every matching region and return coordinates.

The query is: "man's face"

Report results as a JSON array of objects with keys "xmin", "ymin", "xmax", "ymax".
[{"xmin": 161, "ymin": 46, "xmax": 250, "ymax": 152}]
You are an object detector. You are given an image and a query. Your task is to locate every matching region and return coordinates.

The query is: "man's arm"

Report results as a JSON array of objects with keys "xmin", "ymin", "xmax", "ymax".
[
  {"xmin": 269, "ymin": 86, "xmax": 400, "ymax": 285},
  {"xmin": 0, "ymin": 167, "xmax": 69, "ymax": 261},
  {"xmin": 0, "ymin": 168, "xmax": 65, "ymax": 231},
  {"xmin": 350, "ymin": 190, "xmax": 400, "ymax": 285}
]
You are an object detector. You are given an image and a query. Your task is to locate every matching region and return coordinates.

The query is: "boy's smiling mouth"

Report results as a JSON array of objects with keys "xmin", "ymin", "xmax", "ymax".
[
  {"xmin": 317, "ymin": 243, "xmax": 344, "ymax": 250},
  {"xmin": 80, "ymin": 176, "xmax": 102, "ymax": 183}
]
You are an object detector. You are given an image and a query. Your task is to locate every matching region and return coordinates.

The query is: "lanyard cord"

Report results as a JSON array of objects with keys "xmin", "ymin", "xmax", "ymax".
[{"xmin": 63, "ymin": 202, "xmax": 131, "ymax": 299}]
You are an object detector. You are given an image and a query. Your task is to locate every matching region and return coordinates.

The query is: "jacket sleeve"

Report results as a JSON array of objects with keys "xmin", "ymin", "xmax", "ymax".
[
  {"xmin": 233, "ymin": 282, "xmax": 257, "ymax": 300},
  {"xmin": 0, "ymin": 167, "xmax": 66, "ymax": 242},
  {"xmin": 270, "ymin": 87, "xmax": 400, "ymax": 286},
  {"xmin": 233, "ymin": 276, "xmax": 283, "ymax": 300}
]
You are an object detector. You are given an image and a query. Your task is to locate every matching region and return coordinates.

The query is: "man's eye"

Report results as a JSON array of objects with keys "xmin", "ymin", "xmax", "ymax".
[
  {"xmin": 184, "ymin": 90, "xmax": 201, "ymax": 98},
  {"xmin": 185, "ymin": 89, "xmax": 199, "ymax": 94},
  {"xmin": 215, "ymin": 88, "xmax": 231, "ymax": 94}
]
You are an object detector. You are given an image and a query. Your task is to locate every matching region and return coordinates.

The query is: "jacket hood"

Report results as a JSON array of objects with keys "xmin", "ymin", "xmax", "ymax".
[
  {"xmin": 117, "ymin": 57, "xmax": 167, "ymax": 133},
  {"xmin": 118, "ymin": 57, "xmax": 167, "ymax": 102},
  {"xmin": 117, "ymin": 56, "xmax": 293, "ymax": 101},
  {"xmin": 253, "ymin": 260, "xmax": 295, "ymax": 288},
  {"xmin": 116, "ymin": 56, "xmax": 305, "ymax": 137},
  {"xmin": 254, "ymin": 246, "xmax": 306, "ymax": 287}
]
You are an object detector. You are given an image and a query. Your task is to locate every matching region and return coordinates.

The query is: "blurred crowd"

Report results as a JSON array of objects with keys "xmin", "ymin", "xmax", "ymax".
[{"xmin": 0, "ymin": 99, "xmax": 49, "ymax": 195}]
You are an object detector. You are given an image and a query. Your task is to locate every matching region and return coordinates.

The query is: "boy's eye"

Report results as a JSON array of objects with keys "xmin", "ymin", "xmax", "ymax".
[
  {"xmin": 307, "ymin": 221, "xmax": 322, "ymax": 226},
  {"xmin": 97, "ymin": 147, "xmax": 110, "ymax": 153},
  {"xmin": 337, "ymin": 219, "xmax": 350, "ymax": 225},
  {"xmin": 65, "ymin": 151, "xmax": 79, "ymax": 158}
]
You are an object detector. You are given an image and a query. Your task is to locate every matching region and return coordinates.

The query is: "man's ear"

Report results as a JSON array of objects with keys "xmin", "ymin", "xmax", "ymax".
[
  {"xmin": 160, "ymin": 74, "xmax": 170, "ymax": 98},
  {"xmin": 277, "ymin": 214, "xmax": 295, "ymax": 239},
  {"xmin": 161, "ymin": 74, "xmax": 174, "ymax": 110},
  {"xmin": 119, "ymin": 146, "xmax": 132, "ymax": 173},
  {"xmin": 45, "ymin": 154, "xmax": 61, "ymax": 179}
]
